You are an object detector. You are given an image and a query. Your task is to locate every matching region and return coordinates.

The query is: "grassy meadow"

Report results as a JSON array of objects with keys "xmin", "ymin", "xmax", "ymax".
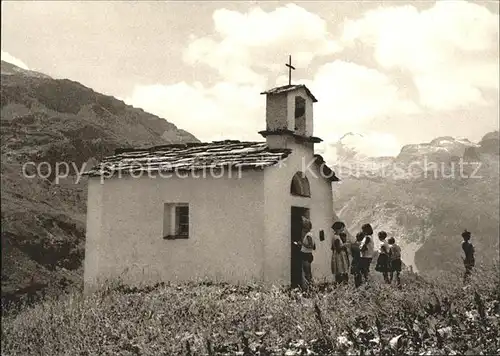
[{"xmin": 2, "ymin": 264, "xmax": 499, "ymax": 355}]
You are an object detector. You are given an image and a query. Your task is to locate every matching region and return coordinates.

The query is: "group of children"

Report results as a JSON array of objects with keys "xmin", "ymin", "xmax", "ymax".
[
  {"xmin": 296, "ymin": 219, "xmax": 403, "ymax": 289},
  {"xmin": 330, "ymin": 222, "xmax": 402, "ymax": 288},
  {"xmin": 297, "ymin": 219, "xmax": 476, "ymax": 289}
]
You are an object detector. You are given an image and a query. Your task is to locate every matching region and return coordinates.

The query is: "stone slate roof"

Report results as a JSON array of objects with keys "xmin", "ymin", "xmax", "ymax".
[
  {"xmin": 83, "ymin": 139, "xmax": 339, "ymax": 181},
  {"xmin": 83, "ymin": 140, "xmax": 291, "ymax": 177},
  {"xmin": 260, "ymin": 84, "xmax": 318, "ymax": 102}
]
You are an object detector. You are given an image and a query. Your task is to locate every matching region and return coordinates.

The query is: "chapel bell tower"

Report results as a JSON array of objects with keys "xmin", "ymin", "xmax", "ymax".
[{"xmin": 259, "ymin": 56, "xmax": 322, "ymax": 149}]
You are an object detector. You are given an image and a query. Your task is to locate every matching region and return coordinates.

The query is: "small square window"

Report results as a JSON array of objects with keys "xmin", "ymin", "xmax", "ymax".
[
  {"xmin": 163, "ymin": 203, "xmax": 189, "ymax": 239},
  {"xmin": 319, "ymin": 230, "xmax": 325, "ymax": 241}
]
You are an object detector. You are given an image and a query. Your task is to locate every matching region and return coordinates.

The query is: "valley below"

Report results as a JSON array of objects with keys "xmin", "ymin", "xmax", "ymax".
[{"xmin": 330, "ymin": 132, "xmax": 500, "ymax": 275}]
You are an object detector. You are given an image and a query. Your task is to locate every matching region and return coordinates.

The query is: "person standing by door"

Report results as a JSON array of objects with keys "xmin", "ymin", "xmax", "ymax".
[{"xmin": 295, "ymin": 217, "xmax": 315, "ymax": 290}]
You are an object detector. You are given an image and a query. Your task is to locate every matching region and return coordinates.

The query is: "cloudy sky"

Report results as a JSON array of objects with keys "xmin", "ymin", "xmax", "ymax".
[{"xmin": 2, "ymin": 1, "xmax": 499, "ymax": 158}]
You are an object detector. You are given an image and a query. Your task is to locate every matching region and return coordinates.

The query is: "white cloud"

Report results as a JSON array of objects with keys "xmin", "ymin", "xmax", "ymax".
[
  {"xmin": 159, "ymin": 3, "xmax": 424, "ymax": 155},
  {"xmin": 184, "ymin": 3, "xmax": 341, "ymax": 85},
  {"xmin": 126, "ymin": 59, "xmax": 417, "ymax": 161},
  {"xmin": 1, "ymin": 50, "xmax": 29, "ymax": 70},
  {"xmin": 342, "ymin": 131, "xmax": 401, "ymax": 157},
  {"xmin": 308, "ymin": 61, "xmax": 419, "ymax": 135},
  {"xmin": 341, "ymin": 0, "xmax": 499, "ymax": 110},
  {"xmin": 125, "ymin": 81, "xmax": 265, "ymax": 142},
  {"xmin": 126, "ymin": 2, "xmax": 498, "ymax": 163},
  {"xmin": 413, "ymin": 74, "xmax": 485, "ymax": 110}
]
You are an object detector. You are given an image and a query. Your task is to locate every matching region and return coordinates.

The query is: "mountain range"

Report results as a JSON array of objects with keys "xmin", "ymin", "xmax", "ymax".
[
  {"xmin": 1, "ymin": 60, "xmax": 498, "ymax": 305},
  {"xmin": 329, "ymin": 131, "xmax": 499, "ymax": 273}
]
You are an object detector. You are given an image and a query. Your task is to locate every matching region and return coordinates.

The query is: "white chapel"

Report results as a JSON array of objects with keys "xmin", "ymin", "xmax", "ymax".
[{"xmin": 83, "ymin": 79, "xmax": 340, "ymax": 290}]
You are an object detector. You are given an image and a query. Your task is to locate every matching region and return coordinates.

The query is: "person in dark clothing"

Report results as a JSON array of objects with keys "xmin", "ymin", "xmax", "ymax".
[
  {"xmin": 375, "ymin": 231, "xmax": 390, "ymax": 283},
  {"xmin": 350, "ymin": 232, "xmax": 364, "ymax": 287},
  {"xmin": 461, "ymin": 229, "xmax": 475, "ymax": 283},
  {"xmin": 388, "ymin": 237, "xmax": 402, "ymax": 286},
  {"xmin": 299, "ymin": 218, "xmax": 315, "ymax": 290}
]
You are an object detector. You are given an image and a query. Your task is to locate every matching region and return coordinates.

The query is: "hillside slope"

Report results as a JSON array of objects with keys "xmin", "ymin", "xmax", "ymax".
[
  {"xmin": 3, "ymin": 266, "xmax": 499, "ymax": 355},
  {"xmin": 1, "ymin": 61, "xmax": 199, "ymax": 305}
]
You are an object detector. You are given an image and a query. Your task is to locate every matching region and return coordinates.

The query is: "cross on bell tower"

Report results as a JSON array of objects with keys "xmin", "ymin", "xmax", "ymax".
[{"xmin": 285, "ymin": 54, "xmax": 295, "ymax": 86}]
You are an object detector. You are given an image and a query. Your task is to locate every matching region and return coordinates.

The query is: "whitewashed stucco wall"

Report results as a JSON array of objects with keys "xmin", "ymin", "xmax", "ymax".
[
  {"xmin": 83, "ymin": 178, "xmax": 103, "ymax": 290},
  {"xmin": 265, "ymin": 87, "xmax": 314, "ymax": 136},
  {"xmin": 84, "ymin": 169, "xmax": 265, "ymax": 290},
  {"xmin": 265, "ymin": 94, "xmax": 288, "ymax": 131},
  {"xmin": 263, "ymin": 139, "xmax": 335, "ymax": 285}
]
